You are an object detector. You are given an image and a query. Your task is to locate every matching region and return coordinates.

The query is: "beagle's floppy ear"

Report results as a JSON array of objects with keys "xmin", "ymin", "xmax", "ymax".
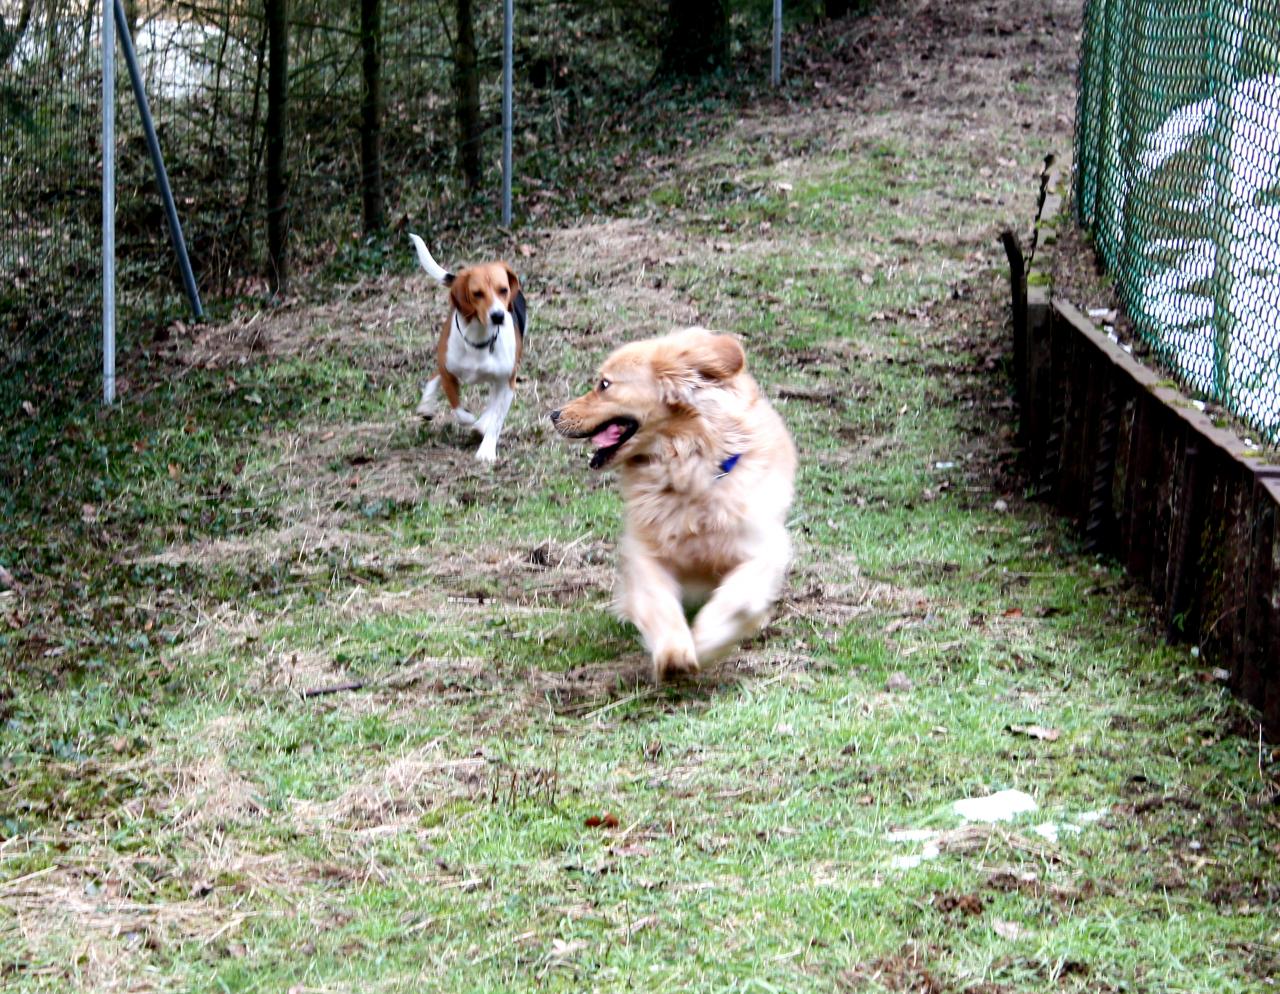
[
  {"xmin": 505, "ymin": 265, "xmax": 527, "ymax": 336},
  {"xmin": 449, "ymin": 269, "xmax": 475, "ymax": 320}
]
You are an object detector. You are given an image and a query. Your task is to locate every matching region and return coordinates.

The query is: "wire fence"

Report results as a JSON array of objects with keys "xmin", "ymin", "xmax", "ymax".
[
  {"xmin": 1, "ymin": 2, "xmax": 103, "ymax": 408},
  {"xmin": 1074, "ymin": 0, "xmax": 1280, "ymax": 445},
  {"xmin": 2, "ymin": 0, "xmax": 651, "ymax": 421}
]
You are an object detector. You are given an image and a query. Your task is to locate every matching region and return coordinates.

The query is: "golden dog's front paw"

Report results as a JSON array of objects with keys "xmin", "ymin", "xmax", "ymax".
[{"xmin": 653, "ymin": 643, "xmax": 700, "ymax": 683}]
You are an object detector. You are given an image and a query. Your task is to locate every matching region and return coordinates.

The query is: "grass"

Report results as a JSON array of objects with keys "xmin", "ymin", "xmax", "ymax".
[{"xmin": 2, "ymin": 3, "xmax": 1278, "ymax": 992}]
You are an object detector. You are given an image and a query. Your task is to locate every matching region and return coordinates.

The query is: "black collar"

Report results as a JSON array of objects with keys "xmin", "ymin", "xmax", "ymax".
[{"xmin": 454, "ymin": 312, "xmax": 499, "ymax": 353}]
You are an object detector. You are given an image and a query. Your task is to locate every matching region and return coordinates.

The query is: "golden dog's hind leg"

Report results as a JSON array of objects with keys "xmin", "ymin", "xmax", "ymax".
[
  {"xmin": 691, "ymin": 535, "xmax": 791, "ymax": 665},
  {"xmin": 620, "ymin": 540, "xmax": 699, "ymax": 682}
]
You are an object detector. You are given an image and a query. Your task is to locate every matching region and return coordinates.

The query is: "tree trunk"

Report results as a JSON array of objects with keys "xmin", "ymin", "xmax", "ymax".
[
  {"xmin": 359, "ymin": 0, "xmax": 384, "ymax": 232},
  {"xmin": 825, "ymin": 0, "xmax": 854, "ymax": 17},
  {"xmin": 659, "ymin": 0, "xmax": 728, "ymax": 77},
  {"xmin": 265, "ymin": 0, "xmax": 288, "ymax": 294},
  {"xmin": 454, "ymin": 0, "xmax": 481, "ymax": 188}
]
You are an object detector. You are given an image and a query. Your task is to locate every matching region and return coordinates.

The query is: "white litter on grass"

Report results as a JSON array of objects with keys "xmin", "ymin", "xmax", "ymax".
[
  {"xmin": 885, "ymin": 828, "xmax": 943, "ymax": 869},
  {"xmin": 953, "ymin": 789, "xmax": 1038, "ymax": 823},
  {"xmin": 890, "ymin": 842, "xmax": 941, "ymax": 870},
  {"xmin": 886, "ymin": 795, "xmax": 1110, "ymax": 870},
  {"xmin": 1032, "ymin": 821, "xmax": 1083, "ymax": 843}
]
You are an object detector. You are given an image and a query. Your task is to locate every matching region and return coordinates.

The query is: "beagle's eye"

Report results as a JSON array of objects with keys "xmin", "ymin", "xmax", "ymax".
[
  {"xmin": 498, "ymin": 287, "xmax": 509, "ymax": 296},
  {"xmin": 598, "ymin": 378, "xmax": 611, "ymax": 393}
]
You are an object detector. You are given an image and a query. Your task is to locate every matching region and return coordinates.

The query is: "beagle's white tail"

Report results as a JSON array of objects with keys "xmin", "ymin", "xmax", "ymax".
[{"xmin": 408, "ymin": 233, "xmax": 455, "ymax": 286}]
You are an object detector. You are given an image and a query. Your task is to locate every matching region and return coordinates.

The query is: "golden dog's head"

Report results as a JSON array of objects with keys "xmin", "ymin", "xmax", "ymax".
[{"xmin": 550, "ymin": 327, "xmax": 746, "ymax": 470}]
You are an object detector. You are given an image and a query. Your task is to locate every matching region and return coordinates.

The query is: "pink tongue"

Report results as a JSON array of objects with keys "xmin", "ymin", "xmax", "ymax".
[{"xmin": 591, "ymin": 424, "xmax": 625, "ymax": 448}]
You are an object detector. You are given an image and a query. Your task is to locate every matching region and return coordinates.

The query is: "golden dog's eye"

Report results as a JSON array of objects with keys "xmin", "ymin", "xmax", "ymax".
[
  {"xmin": 598, "ymin": 378, "xmax": 611, "ymax": 392},
  {"xmin": 498, "ymin": 287, "xmax": 509, "ymax": 296}
]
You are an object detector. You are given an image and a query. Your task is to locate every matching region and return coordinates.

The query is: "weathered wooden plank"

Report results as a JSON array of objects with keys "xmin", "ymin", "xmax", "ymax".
[{"xmin": 1039, "ymin": 300, "xmax": 1280, "ymax": 737}]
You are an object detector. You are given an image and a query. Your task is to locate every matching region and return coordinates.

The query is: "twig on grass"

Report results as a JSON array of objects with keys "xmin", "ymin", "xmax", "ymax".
[
  {"xmin": 0, "ymin": 864, "xmax": 58, "ymax": 892},
  {"xmin": 296, "ymin": 656, "xmax": 452, "ymax": 699},
  {"xmin": 300, "ymin": 680, "xmax": 366, "ymax": 698}
]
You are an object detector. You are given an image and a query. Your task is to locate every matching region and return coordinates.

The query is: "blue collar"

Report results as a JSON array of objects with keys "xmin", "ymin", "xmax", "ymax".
[{"xmin": 716, "ymin": 453, "xmax": 742, "ymax": 479}]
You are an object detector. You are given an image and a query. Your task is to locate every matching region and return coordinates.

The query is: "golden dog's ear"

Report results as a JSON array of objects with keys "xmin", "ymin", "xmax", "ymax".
[
  {"xmin": 657, "ymin": 332, "xmax": 746, "ymax": 406},
  {"xmin": 504, "ymin": 264, "xmax": 521, "ymax": 297},
  {"xmin": 686, "ymin": 333, "xmax": 745, "ymax": 381}
]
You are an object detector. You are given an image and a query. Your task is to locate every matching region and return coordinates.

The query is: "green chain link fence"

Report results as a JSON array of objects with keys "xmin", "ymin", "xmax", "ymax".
[{"xmin": 1075, "ymin": 0, "xmax": 1280, "ymax": 444}]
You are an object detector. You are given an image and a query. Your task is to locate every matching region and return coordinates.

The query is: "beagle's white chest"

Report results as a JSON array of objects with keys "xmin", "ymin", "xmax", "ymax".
[{"xmin": 446, "ymin": 312, "xmax": 519, "ymax": 385}]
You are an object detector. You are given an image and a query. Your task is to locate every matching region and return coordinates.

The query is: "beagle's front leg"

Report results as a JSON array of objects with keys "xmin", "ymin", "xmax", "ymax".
[{"xmin": 473, "ymin": 381, "xmax": 515, "ymax": 462}]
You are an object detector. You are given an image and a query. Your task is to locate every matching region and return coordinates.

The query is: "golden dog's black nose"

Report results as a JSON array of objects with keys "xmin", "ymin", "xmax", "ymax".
[{"xmin": 549, "ymin": 410, "xmax": 561, "ymax": 423}]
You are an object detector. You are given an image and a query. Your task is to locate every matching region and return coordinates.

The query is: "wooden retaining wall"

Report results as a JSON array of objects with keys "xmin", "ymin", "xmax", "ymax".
[{"xmin": 1011, "ymin": 288, "xmax": 1280, "ymax": 739}]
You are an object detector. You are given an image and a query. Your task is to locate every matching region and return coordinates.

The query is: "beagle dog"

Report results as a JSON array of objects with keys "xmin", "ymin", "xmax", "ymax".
[{"xmin": 409, "ymin": 234, "xmax": 528, "ymax": 462}]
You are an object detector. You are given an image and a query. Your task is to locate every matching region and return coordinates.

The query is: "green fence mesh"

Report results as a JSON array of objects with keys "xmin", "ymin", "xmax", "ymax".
[{"xmin": 1075, "ymin": 0, "xmax": 1280, "ymax": 444}]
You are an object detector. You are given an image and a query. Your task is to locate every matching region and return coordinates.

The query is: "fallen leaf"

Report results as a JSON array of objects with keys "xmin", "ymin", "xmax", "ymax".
[
  {"xmin": 168, "ymin": 463, "xmax": 182, "ymax": 480},
  {"xmin": 993, "ymin": 919, "xmax": 1025, "ymax": 940},
  {"xmin": 608, "ymin": 843, "xmax": 652, "ymax": 858},
  {"xmin": 885, "ymin": 671, "xmax": 914, "ymax": 693},
  {"xmin": 518, "ymin": 243, "xmax": 536, "ymax": 257},
  {"xmin": 1007, "ymin": 724, "xmax": 1061, "ymax": 742},
  {"xmin": 584, "ymin": 813, "xmax": 619, "ymax": 829},
  {"xmin": 936, "ymin": 892, "xmax": 984, "ymax": 916}
]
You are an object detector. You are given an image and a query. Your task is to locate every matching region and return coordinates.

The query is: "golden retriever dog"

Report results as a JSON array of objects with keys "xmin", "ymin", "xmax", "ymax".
[{"xmin": 550, "ymin": 327, "xmax": 796, "ymax": 682}]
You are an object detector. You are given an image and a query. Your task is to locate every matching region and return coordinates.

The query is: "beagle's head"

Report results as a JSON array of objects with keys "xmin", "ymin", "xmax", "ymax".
[
  {"xmin": 450, "ymin": 262, "xmax": 521, "ymax": 330},
  {"xmin": 549, "ymin": 327, "xmax": 747, "ymax": 470}
]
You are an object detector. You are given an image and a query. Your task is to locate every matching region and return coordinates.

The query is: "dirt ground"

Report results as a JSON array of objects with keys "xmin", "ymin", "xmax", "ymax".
[{"xmin": 8, "ymin": 1, "xmax": 1278, "ymax": 992}]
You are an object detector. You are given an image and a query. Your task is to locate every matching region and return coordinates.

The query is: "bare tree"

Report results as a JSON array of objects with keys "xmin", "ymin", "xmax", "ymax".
[
  {"xmin": 359, "ymin": 0, "xmax": 385, "ymax": 232},
  {"xmin": 266, "ymin": 0, "xmax": 288, "ymax": 293},
  {"xmin": 659, "ymin": 0, "xmax": 728, "ymax": 77},
  {"xmin": 454, "ymin": 0, "xmax": 481, "ymax": 187}
]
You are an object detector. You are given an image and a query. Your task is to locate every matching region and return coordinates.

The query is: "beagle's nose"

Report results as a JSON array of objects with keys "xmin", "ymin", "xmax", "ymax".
[
  {"xmin": 549, "ymin": 410, "xmax": 561, "ymax": 423},
  {"xmin": 489, "ymin": 308, "xmax": 505, "ymax": 326}
]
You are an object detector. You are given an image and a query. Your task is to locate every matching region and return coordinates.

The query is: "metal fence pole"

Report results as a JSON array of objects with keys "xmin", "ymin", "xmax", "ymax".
[
  {"xmin": 771, "ymin": 0, "xmax": 782, "ymax": 87},
  {"xmin": 502, "ymin": 0, "xmax": 513, "ymax": 227},
  {"xmin": 102, "ymin": 0, "xmax": 116, "ymax": 406},
  {"xmin": 113, "ymin": 0, "xmax": 204, "ymax": 321}
]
